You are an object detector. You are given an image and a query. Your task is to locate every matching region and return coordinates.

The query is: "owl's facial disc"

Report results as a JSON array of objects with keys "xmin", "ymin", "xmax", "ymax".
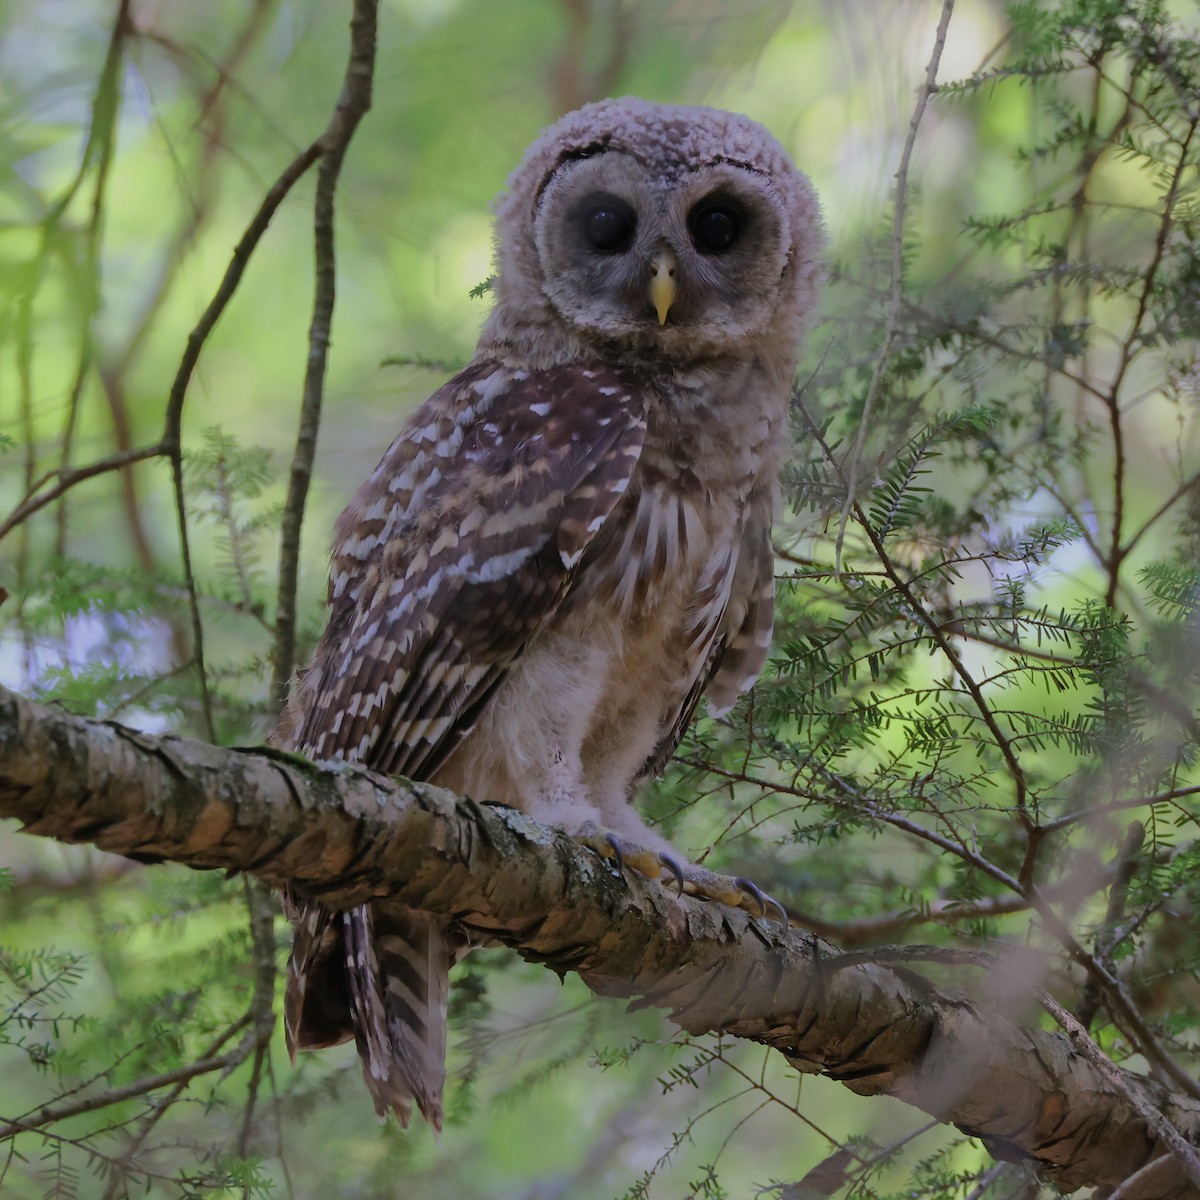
[{"xmin": 532, "ymin": 150, "xmax": 792, "ymax": 354}]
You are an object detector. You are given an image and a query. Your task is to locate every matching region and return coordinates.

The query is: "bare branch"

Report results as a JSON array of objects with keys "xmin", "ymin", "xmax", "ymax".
[
  {"xmin": 1102, "ymin": 116, "xmax": 1199, "ymax": 608},
  {"xmin": 271, "ymin": 0, "xmax": 380, "ymax": 707},
  {"xmin": 834, "ymin": 0, "xmax": 954, "ymax": 568},
  {"xmin": 0, "ymin": 444, "xmax": 167, "ymax": 544},
  {"xmin": 0, "ymin": 1016, "xmax": 251, "ymax": 1141},
  {"xmin": 1, "ymin": 685, "xmax": 1197, "ymax": 1200}
]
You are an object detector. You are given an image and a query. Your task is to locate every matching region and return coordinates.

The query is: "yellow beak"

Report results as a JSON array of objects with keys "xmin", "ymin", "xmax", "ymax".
[{"xmin": 649, "ymin": 249, "xmax": 677, "ymax": 325}]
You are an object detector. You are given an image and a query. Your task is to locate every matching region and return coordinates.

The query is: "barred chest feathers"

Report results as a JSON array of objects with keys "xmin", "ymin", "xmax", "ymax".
[{"xmin": 432, "ymin": 356, "xmax": 783, "ymax": 844}]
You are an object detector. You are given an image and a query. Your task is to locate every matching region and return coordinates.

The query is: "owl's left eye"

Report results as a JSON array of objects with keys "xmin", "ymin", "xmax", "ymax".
[
  {"xmin": 689, "ymin": 202, "xmax": 742, "ymax": 253},
  {"xmin": 581, "ymin": 197, "xmax": 636, "ymax": 254}
]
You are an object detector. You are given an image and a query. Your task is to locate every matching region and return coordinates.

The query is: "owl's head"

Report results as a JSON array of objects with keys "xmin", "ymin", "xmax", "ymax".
[{"xmin": 485, "ymin": 98, "xmax": 824, "ymax": 364}]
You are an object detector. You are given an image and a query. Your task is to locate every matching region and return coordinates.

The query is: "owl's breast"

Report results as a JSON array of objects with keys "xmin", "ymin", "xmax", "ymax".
[
  {"xmin": 571, "ymin": 463, "xmax": 740, "ymax": 621},
  {"xmin": 554, "ymin": 463, "xmax": 742, "ymax": 737},
  {"xmin": 432, "ymin": 431, "xmax": 755, "ymax": 816}
]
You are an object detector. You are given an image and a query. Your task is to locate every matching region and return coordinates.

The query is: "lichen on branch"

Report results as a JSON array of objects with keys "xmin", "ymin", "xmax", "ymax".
[{"xmin": 0, "ymin": 685, "xmax": 1197, "ymax": 1199}]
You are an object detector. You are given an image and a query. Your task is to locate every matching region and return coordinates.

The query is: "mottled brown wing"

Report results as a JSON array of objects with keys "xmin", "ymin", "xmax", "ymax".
[
  {"xmin": 283, "ymin": 359, "xmax": 647, "ymax": 779},
  {"xmin": 279, "ymin": 361, "xmax": 648, "ymax": 1104}
]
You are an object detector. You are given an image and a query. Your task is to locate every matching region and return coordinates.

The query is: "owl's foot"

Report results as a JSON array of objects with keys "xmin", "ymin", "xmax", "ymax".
[{"xmin": 585, "ymin": 830, "xmax": 788, "ymax": 932}]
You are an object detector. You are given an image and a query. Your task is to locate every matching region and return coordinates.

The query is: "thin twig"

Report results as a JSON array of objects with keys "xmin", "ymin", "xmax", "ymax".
[
  {"xmin": 963, "ymin": 1162, "xmax": 1009, "ymax": 1200},
  {"xmin": 55, "ymin": 345, "xmax": 93, "ymax": 560},
  {"xmin": 94, "ymin": 1017, "xmax": 251, "ymax": 1200},
  {"xmin": 0, "ymin": 444, "xmax": 166, "ymax": 544},
  {"xmin": 1036, "ymin": 783, "xmax": 1200, "ymax": 834},
  {"xmin": 0, "ymin": 1015, "xmax": 252, "ymax": 1140},
  {"xmin": 1074, "ymin": 820, "xmax": 1145, "ymax": 1029},
  {"xmin": 9, "ymin": 2, "xmax": 135, "ymax": 687},
  {"xmin": 157, "ymin": 139, "xmax": 324, "ymax": 742},
  {"xmin": 1031, "ymin": 892, "xmax": 1200, "ymax": 1105},
  {"xmin": 271, "ymin": 0, "xmax": 380, "ymax": 707},
  {"xmin": 1120, "ymin": 468, "xmax": 1200, "ymax": 560},
  {"xmin": 796, "ymin": 394, "xmax": 1033, "ymax": 824},
  {"xmin": 786, "ymin": 881, "xmax": 1092, "ymax": 946},
  {"xmin": 549, "ymin": 0, "xmax": 635, "ymax": 115},
  {"xmin": 97, "ymin": 366, "xmax": 161, "ymax": 573},
  {"xmin": 0, "ymin": 19, "xmax": 332, "ymax": 741},
  {"xmin": 96, "ymin": 2, "xmax": 281, "ymax": 598},
  {"xmin": 1101, "ymin": 115, "xmax": 1198, "ymax": 608},
  {"xmin": 54, "ymin": 1, "xmax": 138, "ymax": 560},
  {"xmin": 111, "ymin": 0, "xmax": 281, "ymax": 383},
  {"xmin": 834, "ymin": 0, "xmax": 955, "ymax": 568},
  {"xmin": 1107, "ymin": 1154, "xmax": 1172, "ymax": 1200}
]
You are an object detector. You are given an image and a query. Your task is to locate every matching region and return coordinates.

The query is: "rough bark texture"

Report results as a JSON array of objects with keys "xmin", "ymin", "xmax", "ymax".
[{"xmin": 0, "ymin": 685, "xmax": 1197, "ymax": 1198}]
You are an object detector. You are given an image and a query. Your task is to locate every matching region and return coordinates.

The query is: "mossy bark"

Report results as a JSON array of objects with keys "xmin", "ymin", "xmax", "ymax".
[{"xmin": 1, "ymin": 685, "xmax": 1197, "ymax": 1199}]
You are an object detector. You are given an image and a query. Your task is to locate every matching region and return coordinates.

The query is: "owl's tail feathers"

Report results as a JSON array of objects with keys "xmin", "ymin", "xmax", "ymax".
[
  {"xmin": 284, "ymin": 894, "xmax": 354, "ymax": 1054},
  {"xmin": 343, "ymin": 903, "xmax": 452, "ymax": 1134},
  {"xmin": 283, "ymin": 898, "xmax": 454, "ymax": 1133}
]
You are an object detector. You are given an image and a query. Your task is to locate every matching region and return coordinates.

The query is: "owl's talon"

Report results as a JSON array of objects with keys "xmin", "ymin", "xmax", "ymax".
[
  {"xmin": 605, "ymin": 832, "xmax": 625, "ymax": 875},
  {"xmin": 733, "ymin": 877, "xmax": 788, "ymax": 931},
  {"xmin": 734, "ymin": 876, "xmax": 768, "ymax": 917},
  {"xmin": 762, "ymin": 894, "xmax": 789, "ymax": 934},
  {"xmin": 658, "ymin": 852, "xmax": 686, "ymax": 896},
  {"xmin": 578, "ymin": 831, "xmax": 785, "ymax": 930},
  {"xmin": 579, "ymin": 830, "xmax": 684, "ymax": 897}
]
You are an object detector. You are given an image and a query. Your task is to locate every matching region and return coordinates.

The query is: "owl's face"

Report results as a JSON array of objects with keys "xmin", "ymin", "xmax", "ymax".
[
  {"xmin": 534, "ymin": 151, "xmax": 793, "ymax": 349},
  {"xmin": 489, "ymin": 99, "xmax": 824, "ymax": 363}
]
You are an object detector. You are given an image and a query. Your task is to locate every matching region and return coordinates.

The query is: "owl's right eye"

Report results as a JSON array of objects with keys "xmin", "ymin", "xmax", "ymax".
[{"xmin": 581, "ymin": 198, "xmax": 636, "ymax": 254}]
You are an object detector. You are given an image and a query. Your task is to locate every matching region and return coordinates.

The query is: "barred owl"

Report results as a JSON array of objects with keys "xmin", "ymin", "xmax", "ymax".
[{"xmin": 274, "ymin": 97, "xmax": 824, "ymax": 1130}]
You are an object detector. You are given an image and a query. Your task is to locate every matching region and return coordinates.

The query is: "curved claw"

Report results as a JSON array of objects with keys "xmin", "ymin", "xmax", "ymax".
[
  {"xmin": 734, "ymin": 876, "xmax": 769, "ymax": 918},
  {"xmin": 735, "ymin": 878, "xmax": 790, "ymax": 933},
  {"xmin": 605, "ymin": 832, "xmax": 625, "ymax": 875},
  {"xmin": 763, "ymin": 895, "xmax": 790, "ymax": 935},
  {"xmin": 658, "ymin": 852, "xmax": 686, "ymax": 896}
]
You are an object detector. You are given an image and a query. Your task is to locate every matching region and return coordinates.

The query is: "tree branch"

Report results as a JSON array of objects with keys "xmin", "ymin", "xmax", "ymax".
[
  {"xmin": 0, "ymin": 684, "xmax": 1197, "ymax": 1200},
  {"xmin": 834, "ymin": 0, "xmax": 954, "ymax": 568},
  {"xmin": 271, "ymin": 0, "xmax": 379, "ymax": 706}
]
